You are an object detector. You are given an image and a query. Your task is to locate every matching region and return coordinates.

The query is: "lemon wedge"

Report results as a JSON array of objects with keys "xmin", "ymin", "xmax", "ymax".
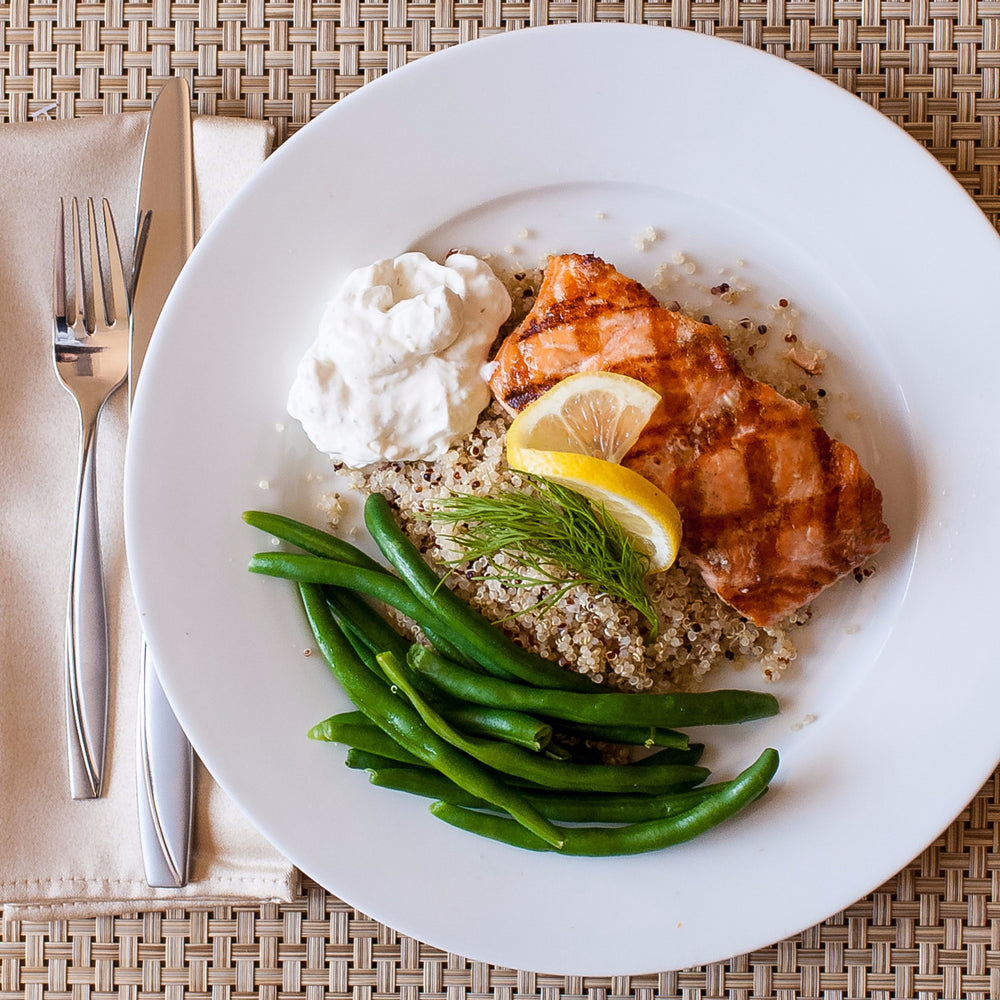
[
  {"xmin": 505, "ymin": 370, "xmax": 662, "ymax": 464},
  {"xmin": 510, "ymin": 450, "xmax": 682, "ymax": 572},
  {"xmin": 505, "ymin": 372, "xmax": 682, "ymax": 573}
]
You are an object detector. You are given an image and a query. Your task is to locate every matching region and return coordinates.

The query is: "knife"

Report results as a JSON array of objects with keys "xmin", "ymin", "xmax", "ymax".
[{"xmin": 129, "ymin": 77, "xmax": 196, "ymax": 888}]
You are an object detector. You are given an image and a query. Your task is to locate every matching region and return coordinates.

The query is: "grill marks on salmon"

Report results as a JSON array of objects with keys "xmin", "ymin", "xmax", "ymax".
[{"xmin": 489, "ymin": 253, "xmax": 889, "ymax": 627}]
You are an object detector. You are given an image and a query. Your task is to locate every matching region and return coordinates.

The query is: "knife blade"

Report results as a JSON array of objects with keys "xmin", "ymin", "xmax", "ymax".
[{"xmin": 130, "ymin": 76, "xmax": 196, "ymax": 888}]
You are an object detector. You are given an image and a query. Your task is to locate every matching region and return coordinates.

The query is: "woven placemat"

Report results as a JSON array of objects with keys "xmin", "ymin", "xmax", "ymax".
[{"xmin": 3, "ymin": 2, "xmax": 1000, "ymax": 995}]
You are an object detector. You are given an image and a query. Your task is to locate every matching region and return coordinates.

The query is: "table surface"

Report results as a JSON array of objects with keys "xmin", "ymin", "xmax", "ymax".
[{"xmin": 3, "ymin": 2, "xmax": 1000, "ymax": 996}]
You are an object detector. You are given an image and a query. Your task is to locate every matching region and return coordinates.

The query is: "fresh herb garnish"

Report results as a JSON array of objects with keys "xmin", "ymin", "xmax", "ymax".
[{"xmin": 428, "ymin": 475, "xmax": 659, "ymax": 637}]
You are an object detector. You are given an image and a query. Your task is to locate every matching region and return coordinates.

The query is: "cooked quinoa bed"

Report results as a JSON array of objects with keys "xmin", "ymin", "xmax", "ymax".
[{"xmin": 322, "ymin": 262, "xmax": 839, "ymax": 695}]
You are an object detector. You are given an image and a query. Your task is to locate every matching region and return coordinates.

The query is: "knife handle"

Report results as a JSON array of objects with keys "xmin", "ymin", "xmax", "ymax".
[{"xmin": 136, "ymin": 640, "xmax": 194, "ymax": 887}]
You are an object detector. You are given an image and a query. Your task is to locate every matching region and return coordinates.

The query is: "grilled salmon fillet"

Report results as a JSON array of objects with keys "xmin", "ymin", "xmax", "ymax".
[{"xmin": 490, "ymin": 253, "xmax": 890, "ymax": 626}]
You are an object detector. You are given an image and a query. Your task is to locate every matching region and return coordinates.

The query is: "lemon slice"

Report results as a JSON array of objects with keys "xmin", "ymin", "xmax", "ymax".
[
  {"xmin": 506, "ymin": 371, "xmax": 682, "ymax": 572},
  {"xmin": 510, "ymin": 449, "xmax": 683, "ymax": 573},
  {"xmin": 505, "ymin": 371, "xmax": 661, "ymax": 465},
  {"xmin": 505, "ymin": 372, "xmax": 681, "ymax": 571}
]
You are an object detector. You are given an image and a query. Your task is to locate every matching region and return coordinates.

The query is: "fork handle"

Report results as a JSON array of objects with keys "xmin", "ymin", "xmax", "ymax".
[{"xmin": 65, "ymin": 412, "xmax": 109, "ymax": 799}]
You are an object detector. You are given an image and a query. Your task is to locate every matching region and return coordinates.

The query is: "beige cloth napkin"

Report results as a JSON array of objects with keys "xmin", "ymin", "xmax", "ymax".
[{"xmin": 0, "ymin": 111, "xmax": 300, "ymax": 918}]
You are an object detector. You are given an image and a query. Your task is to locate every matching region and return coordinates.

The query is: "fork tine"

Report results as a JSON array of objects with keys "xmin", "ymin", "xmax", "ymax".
[
  {"xmin": 101, "ymin": 200, "xmax": 129, "ymax": 326},
  {"xmin": 86, "ymin": 198, "xmax": 107, "ymax": 332},
  {"xmin": 70, "ymin": 197, "xmax": 86, "ymax": 330},
  {"xmin": 53, "ymin": 198, "xmax": 67, "ymax": 322}
]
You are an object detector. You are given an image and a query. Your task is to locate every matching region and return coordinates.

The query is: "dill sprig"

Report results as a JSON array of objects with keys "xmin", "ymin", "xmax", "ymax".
[{"xmin": 427, "ymin": 475, "xmax": 659, "ymax": 638}]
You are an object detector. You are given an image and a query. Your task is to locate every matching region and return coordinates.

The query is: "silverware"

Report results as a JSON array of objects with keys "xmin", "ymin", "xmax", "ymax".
[
  {"xmin": 131, "ymin": 77, "xmax": 197, "ymax": 887},
  {"xmin": 52, "ymin": 197, "xmax": 130, "ymax": 799}
]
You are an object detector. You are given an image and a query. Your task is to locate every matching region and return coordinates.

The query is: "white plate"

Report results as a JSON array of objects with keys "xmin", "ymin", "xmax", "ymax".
[{"xmin": 125, "ymin": 24, "xmax": 1000, "ymax": 975}]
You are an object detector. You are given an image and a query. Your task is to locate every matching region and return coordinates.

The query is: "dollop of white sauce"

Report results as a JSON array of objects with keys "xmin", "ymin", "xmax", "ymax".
[{"xmin": 287, "ymin": 252, "xmax": 511, "ymax": 468}]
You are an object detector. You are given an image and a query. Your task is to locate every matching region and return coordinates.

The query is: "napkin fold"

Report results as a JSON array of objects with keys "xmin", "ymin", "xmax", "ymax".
[{"xmin": 0, "ymin": 110, "xmax": 300, "ymax": 919}]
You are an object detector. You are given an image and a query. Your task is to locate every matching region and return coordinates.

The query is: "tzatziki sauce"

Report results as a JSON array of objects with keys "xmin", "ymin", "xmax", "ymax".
[{"xmin": 287, "ymin": 251, "xmax": 512, "ymax": 468}]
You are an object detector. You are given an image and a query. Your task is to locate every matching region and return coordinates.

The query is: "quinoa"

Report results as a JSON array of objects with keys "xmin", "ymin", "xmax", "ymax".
[{"xmin": 321, "ymin": 261, "xmax": 834, "ymax": 695}]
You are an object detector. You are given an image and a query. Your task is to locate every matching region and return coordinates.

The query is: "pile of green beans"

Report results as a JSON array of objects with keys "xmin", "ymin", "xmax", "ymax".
[{"xmin": 245, "ymin": 496, "xmax": 781, "ymax": 856}]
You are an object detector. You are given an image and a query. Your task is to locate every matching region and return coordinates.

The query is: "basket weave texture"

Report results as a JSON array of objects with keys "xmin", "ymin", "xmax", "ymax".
[{"xmin": 3, "ymin": 2, "xmax": 1000, "ymax": 994}]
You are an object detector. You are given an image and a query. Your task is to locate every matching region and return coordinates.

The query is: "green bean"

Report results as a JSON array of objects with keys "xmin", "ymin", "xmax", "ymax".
[
  {"xmin": 322, "ymin": 708, "xmax": 369, "ymax": 725},
  {"xmin": 247, "ymin": 548, "xmax": 471, "ymax": 669},
  {"xmin": 251, "ymin": 553, "xmax": 517, "ymax": 675},
  {"xmin": 243, "ymin": 506, "xmax": 473, "ymax": 665},
  {"xmin": 377, "ymin": 651, "xmax": 709, "ymax": 794},
  {"xmin": 343, "ymin": 748, "xmax": 551, "ymax": 792},
  {"xmin": 633, "ymin": 744, "xmax": 705, "ymax": 766},
  {"xmin": 327, "ymin": 582, "xmax": 473, "ymax": 669},
  {"xmin": 344, "ymin": 744, "xmax": 709, "ymax": 799},
  {"xmin": 308, "ymin": 712, "xmax": 424, "ymax": 765},
  {"xmin": 367, "ymin": 766, "xmax": 488, "ymax": 806},
  {"xmin": 325, "ymin": 614, "xmax": 551, "ymax": 751},
  {"xmin": 243, "ymin": 508, "xmax": 480, "ymax": 666},
  {"xmin": 439, "ymin": 705, "xmax": 552, "ymax": 752},
  {"xmin": 363, "ymin": 492, "xmax": 596, "ymax": 693},
  {"xmin": 430, "ymin": 748, "xmax": 779, "ymax": 855},
  {"xmin": 243, "ymin": 510, "xmax": 387, "ymax": 574},
  {"xmin": 551, "ymin": 721, "xmax": 689, "ymax": 750},
  {"xmin": 326, "ymin": 601, "xmax": 391, "ymax": 681},
  {"xmin": 252, "ymin": 552, "xmax": 423, "ymax": 613},
  {"xmin": 366, "ymin": 766, "xmax": 731, "ymax": 823},
  {"xmin": 325, "ymin": 592, "xmax": 464, "ymax": 698},
  {"xmin": 408, "ymin": 645, "xmax": 779, "ymax": 728},
  {"xmin": 541, "ymin": 738, "xmax": 702, "ymax": 766},
  {"xmin": 252, "ymin": 552, "xmax": 492, "ymax": 669},
  {"xmin": 325, "ymin": 588, "xmax": 411, "ymax": 660},
  {"xmin": 346, "ymin": 748, "xmax": 426, "ymax": 771},
  {"xmin": 340, "ymin": 692, "xmax": 551, "ymax": 753},
  {"xmin": 297, "ymin": 582, "xmax": 564, "ymax": 848}
]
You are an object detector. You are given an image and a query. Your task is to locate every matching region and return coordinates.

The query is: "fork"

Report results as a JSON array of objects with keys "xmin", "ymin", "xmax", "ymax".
[{"xmin": 53, "ymin": 197, "xmax": 130, "ymax": 799}]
